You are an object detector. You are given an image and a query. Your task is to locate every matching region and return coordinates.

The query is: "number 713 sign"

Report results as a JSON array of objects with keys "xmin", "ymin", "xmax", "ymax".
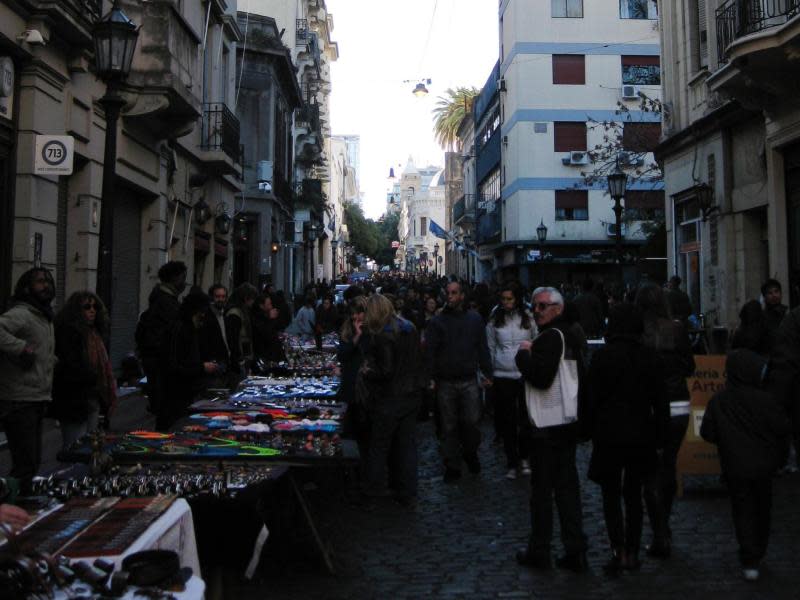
[{"xmin": 34, "ymin": 134, "xmax": 74, "ymax": 176}]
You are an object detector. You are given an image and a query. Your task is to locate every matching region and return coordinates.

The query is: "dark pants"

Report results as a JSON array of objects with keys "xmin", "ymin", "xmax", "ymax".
[
  {"xmin": 494, "ymin": 377, "xmax": 531, "ymax": 468},
  {"xmin": 0, "ymin": 401, "xmax": 45, "ymax": 494},
  {"xmin": 365, "ymin": 400, "xmax": 419, "ymax": 500},
  {"xmin": 527, "ymin": 438, "xmax": 586, "ymax": 557},
  {"xmin": 645, "ymin": 413, "xmax": 689, "ymax": 540},
  {"xmin": 436, "ymin": 378, "xmax": 482, "ymax": 470},
  {"xmin": 727, "ymin": 476, "xmax": 772, "ymax": 567},
  {"xmin": 141, "ymin": 357, "xmax": 162, "ymax": 415},
  {"xmin": 601, "ymin": 468, "xmax": 645, "ymax": 554}
]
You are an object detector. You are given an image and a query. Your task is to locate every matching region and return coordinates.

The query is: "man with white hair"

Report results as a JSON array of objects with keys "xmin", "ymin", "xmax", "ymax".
[{"xmin": 514, "ymin": 287, "xmax": 588, "ymax": 572}]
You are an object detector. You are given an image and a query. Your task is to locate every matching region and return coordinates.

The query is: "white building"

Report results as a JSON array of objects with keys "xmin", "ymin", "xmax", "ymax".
[
  {"xmin": 498, "ymin": 0, "xmax": 663, "ymax": 286},
  {"xmin": 398, "ymin": 158, "xmax": 447, "ymax": 274}
]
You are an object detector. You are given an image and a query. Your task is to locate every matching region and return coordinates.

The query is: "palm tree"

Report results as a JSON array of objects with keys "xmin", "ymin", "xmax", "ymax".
[{"xmin": 432, "ymin": 87, "xmax": 479, "ymax": 151}]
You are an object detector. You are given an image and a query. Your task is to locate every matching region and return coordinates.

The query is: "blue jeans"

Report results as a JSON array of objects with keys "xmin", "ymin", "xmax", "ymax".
[{"xmin": 436, "ymin": 378, "xmax": 482, "ymax": 470}]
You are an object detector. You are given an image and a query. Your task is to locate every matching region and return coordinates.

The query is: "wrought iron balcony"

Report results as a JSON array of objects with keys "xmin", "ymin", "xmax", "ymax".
[
  {"xmin": 453, "ymin": 194, "xmax": 477, "ymax": 225},
  {"xmin": 200, "ymin": 103, "xmax": 241, "ymax": 168},
  {"xmin": 476, "ymin": 206, "xmax": 501, "ymax": 244},
  {"xmin": 717, "ymin": 0, "xmax": 800, "ymax": 63},
  {"xmin": 20, "ymin": 0, "xmax": 102, "ymax": 45}
]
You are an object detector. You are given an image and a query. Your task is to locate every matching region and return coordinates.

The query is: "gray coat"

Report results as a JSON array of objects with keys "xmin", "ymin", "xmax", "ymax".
[
  {"xmin": 486, "ymin": 311, "xmax": 536, "ymax": 379},
  {"xmin": 0, "ymin": 302, "xmax": 55, "ymax": 403}
]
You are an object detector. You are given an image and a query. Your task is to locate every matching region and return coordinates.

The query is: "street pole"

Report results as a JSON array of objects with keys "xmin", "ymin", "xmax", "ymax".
[
  {"xmin": 613, "ymin": 197, "xmax": 624, "ymax": 283},
  {"xmin": 96, "ymin": 81, "xmax": 125, "ymax": 313}
]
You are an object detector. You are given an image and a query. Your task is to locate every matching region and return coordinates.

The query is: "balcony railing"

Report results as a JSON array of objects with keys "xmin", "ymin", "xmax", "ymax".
[
  {"xmin": 200, "ymin": 103, "xmax": 241, "ymax": 161},
  {"xmin": 476, "ymin": 207, "xmax": 501, "ymax": 244},
  {"xmin": 81, "ymin": 0, "xmax": 102, "ymax": 21},
  {"xmin": 453, "ymin": 194, "xmax": 477, "ymax": 224},
  {"xmin": 296, "ymin": 19, "xmax": 308, "ymax": 45},
  {"xmin": 717, "ymin": 0, "xmax": 800, "ymax": 62}
]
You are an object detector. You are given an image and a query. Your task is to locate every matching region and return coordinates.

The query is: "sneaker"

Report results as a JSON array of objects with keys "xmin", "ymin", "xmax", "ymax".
[
  {"xmin": 520, "ymin": 460, "xmax": 532, "ymax": 476},
  {"xmin": 464, "ymin": 453, "xmax": 481, "ymax": 474},
  {"xmin": 505, "ymin": 468, "xmax": 517, "ymax": 480},
  {"xmin": 443, "ymin": 467, "xmax": 462, "ymax": 483},
  {"xmin": 742, "ymin": 567, "xmax": 760, "ymax": 581}
]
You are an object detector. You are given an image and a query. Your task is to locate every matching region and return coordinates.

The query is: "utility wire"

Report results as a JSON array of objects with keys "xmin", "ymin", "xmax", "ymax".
[{"xmin": 417, "ymin": 0, "xmax": 439, "ymax": 75}]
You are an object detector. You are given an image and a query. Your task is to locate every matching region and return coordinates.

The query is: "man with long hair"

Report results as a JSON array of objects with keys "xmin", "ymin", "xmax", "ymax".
[{"xmin": 0, "ymin": 268, "xmax": 56, "ymax": 493}]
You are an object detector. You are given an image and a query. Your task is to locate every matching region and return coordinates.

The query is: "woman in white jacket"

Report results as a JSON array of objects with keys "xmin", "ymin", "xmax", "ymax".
[{"xmin": 486, "ymin": 281, "xmax": 537, "ymax": 479}]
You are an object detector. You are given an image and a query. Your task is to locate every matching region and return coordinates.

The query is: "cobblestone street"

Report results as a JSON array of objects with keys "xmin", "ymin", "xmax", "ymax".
[{"xmin": 240, "ymin": 418, "xmax": 800, "ymax": 600}]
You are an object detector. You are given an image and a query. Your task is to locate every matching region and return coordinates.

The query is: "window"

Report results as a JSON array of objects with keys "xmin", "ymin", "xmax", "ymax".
[
  {"xmin": 420, "ymin": 216, "xmax": 427, "ymax": 236},
  {"xmin": 478, "ymin": 169, "xmax": 501, "ymax": 210},
  {"xmin": 477, "ymin": 108, "xmax": 501, "ymax": 151},
  {"xmin": 552, "ymin": 55, "xmax": 585, "ymax": 85},
  {"xmin": 694, "ymin": 0, "xmax": 709, "ymax": 69},
  {"xmin": 555, "ymin": 190, "xmax": 588, "ymax": 220},
  {"xmin": 554, "ymin": 122, "xmax": 587, "ymax": 152},
  {"xmin": 622, "ymin": 122, "xmax": 661, "ymax": 152},
  {"xmin": 620, "ymin": 0, "xmax": 657, "ymax": 19},
  {"xmin": 552, "ymin": 0, "xmax": 583, "ymax": 17},
  {"xmin": 621, "ymin": 55, "xmax": 660, "ymax": 85},
  {"xmin": 625, "ymin": 191, "xmax": 665, "ymax": 220}
]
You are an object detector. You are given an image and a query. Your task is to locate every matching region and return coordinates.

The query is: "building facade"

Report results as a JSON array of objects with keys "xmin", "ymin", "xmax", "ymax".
[
  {"xmin": 0, "ymin": 0, "xmax": 242, "ymax": 368},
  {"xmin": 657, "ymin": 0, "xmax": 800, "ymax": 329},
  {"xmin": 496, "ymin": 0, "xmax": 663, "ymax": 287}
]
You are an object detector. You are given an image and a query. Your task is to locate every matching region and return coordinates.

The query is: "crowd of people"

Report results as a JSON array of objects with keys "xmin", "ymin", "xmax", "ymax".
[{"xmin": 0, "ymin": 262, "xmax": 798, "ymax": 584}]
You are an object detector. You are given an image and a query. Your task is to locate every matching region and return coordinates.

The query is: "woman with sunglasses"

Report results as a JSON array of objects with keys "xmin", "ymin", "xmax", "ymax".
[
  {"xmin": 486, "ymin": 281, "xmax": 536, "ymax": 479},
  {"xmin": 52, "ymin": 292, "xmax": 117, "ymax": 450}
]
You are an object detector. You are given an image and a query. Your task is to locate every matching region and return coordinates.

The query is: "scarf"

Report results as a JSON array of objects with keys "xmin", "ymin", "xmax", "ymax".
[{"xmin": 86, "ymin": 328, "xmax": 118, "ymax": 416}]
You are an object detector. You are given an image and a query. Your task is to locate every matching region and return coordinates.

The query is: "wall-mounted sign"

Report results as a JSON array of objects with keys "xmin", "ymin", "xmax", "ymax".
[{"xmin": 34, "ymin": 135, "xmax": 74, "ymax": 175}]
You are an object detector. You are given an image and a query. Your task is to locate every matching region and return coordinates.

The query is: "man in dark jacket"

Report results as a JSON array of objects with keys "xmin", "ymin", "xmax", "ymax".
[
  {"xmin": 762, "ymin": 279, "xmax": 788, "ymax": 353},
  {"xmin": 573, "ymin": 279, "xmax": 604, "ymax": 338},
  {"xmin": 666, "ymin": 276, "xmax": 692, "ymax": 325},
  {"xmin": 767, "ymin": 304, "xmax": 800, "ymax": 470},
  {"xmin": 136, "ymin": 261, "xmax": 187, "ymax": 415},
  {"xmin": 200, "ymin": 284, "xmax": 230, "ymax": 388},
  {"xmin": 701, "ymin": 349, "xmax": 790, "ymax": 582},
  {"xmin": 425, "ymin": 281, "xmax": 492, "ymax": 482},
  {"xmin": 514, "ymin": 286, "xmax": 588, "ymax": 572}
]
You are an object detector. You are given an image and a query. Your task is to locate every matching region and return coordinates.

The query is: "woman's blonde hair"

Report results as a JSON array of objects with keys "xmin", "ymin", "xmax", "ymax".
[
  {"xmin": 365, "ymin": 294, "xmax": 396, "ymax": 335},
  {"xmin": 340, "ymin": 295, "xmax": 367, "ymax": 342}
]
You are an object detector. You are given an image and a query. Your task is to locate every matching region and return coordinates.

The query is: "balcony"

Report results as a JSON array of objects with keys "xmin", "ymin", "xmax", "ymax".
[
  {"xmin": 296, "ymin": 19, "xmax": 309, "ymax": 45},
  {"xmin": 710, "ymin": 0, "xmax": 800, "ymax": 103},
  {"xmin": 476, "ymin": 208, "xmax": 501, "ymax": 245},
  {"xmin": 123, "ymin": 2, "xmax": 202, "ymax": 138},
  {"xmin": 199, "ymin": 102, "xmax": 242, "ymax": 176},
  {"xmin": 453, "ymin": 194, "xmax": 477, "ymax": 226},
  {"xmin": 19, "ymin": 0, "xmax": 100, "ymax": 46}
]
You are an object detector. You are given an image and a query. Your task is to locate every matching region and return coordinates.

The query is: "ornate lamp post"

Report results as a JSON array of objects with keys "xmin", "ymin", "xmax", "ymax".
[
  {"xmin": 93, "ymin": 1, "xmax": 139, "ymax": 312},
  {"xmin": 331, "ymin": 237, "xmax": 339, "ymax": 282},
  {"xmin": 536, "ymin": 219, "xmax": 548, "ymax": 285},
  {"xmin": 606, "ymin": 161, "xmax": 628, "ymax": 280},
  {"xmin": 433, "ymin": 242, "xmax": 440, "ymax": 278}
]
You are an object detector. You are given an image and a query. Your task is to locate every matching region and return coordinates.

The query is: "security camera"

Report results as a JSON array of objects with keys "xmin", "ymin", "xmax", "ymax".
[{"xmin": 18, "ymin": 30, "xmax": 46, "ymax": 45}]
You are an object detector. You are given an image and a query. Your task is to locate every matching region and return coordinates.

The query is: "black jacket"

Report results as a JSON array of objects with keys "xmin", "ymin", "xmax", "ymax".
[
  {"xmin": 137, "ymin": 285, "xmax": 181, "ymax": 359},
  {"xmin": 252, "ymin": 309, "xmax": 285, "ymax": 363},
  {"xmin": 161, "ymin": 319, "xmax": 206, "ymax": 427},
  {"xmin": 573, "ymin": 292, "xmax": 604, "ymax": 338},
  {"xmin": 642, "ymin": 317, "xmax": 695, "ymax": 402},
  {"xmin": 199, "ymin": 307, "xmax": 229, "ymax": 365},
  {"xmin": 52, "ymin": 323, "xmax": 97, "ymax": 422},
  {"xmin": 362, "ymin": 317, "xmax": 426, "ymax": 412},
  {"xmin": 515, "ymin": 316, "xmax": 587, "ymax": 440},
  {"xmin": 701, "ymin": 349, "xmax": 790, "ymax": 479},
  {"xmin": 766, "ymin": 306, "xmax": 800, "ymax": 409},
  {"xmin": 425, "ymin": 306, "xmax": 492, "ymax": 380},
  {"xmin": 585, "ymin": 336, "xmax": 669, "ymax": 448}
]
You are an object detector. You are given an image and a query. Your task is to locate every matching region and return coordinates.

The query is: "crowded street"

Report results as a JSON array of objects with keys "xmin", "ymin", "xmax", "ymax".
[{"xmin": 3, "ymin": 0, "xmax": 800, "ymax": 598}]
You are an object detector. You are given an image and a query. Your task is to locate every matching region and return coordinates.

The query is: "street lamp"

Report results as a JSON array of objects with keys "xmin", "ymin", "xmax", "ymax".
[
  {"xmin": 606, "ymin": 160, "xmax": 628, "ymax": 277},
  {"xmin": 93, "ymin": 0, "xmax": 139, "ymax": 312},
  {"xmin": 331, "ymin": 237, "xmax": 339, "ymax": 282},
  {"xmin": 536, "ymin": 219, "xmax": 548, "ymax": 285},
  {"xmin": 433, "ymin": 242, "xmax": 440, "ymax": 278}
]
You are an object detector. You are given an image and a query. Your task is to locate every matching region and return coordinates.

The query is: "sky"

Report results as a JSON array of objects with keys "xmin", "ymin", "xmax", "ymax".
[{"xmin": 326, "ymin": 0, "xmax": 499, "ymax": 219}]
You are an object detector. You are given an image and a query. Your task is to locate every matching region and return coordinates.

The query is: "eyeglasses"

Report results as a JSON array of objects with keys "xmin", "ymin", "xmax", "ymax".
[
  {"xmin": 533, "ymin": 302, "xmax": 559, "ymax": 311},
  {"xmin": 82, "ymin": 302, "xmax": 97, "ymax": 310}
]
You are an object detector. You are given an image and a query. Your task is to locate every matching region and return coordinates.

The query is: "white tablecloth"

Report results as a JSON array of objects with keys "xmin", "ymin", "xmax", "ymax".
[
  {"xmin": 54, "ymin": 575, "xmax": 205, "ymax": 600},
  {"xmin": 73, "ymin": 498, "xmax": 201, "ymax": 578}
]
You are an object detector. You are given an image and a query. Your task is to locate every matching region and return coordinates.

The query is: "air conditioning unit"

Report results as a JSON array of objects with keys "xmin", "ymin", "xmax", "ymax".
[
  {"xmin": 497, "ymin": 78, "xmax": 507, "ymax": 92},
  {"xmin": 621, "ymin": 84, "xmax": 639, "ymax": 100},
  {"xmin": 563, "ymin": 151, "xmax": 589, "ymax": 166},
  {"xmin": 606, "ymin": 223, "xmax": 627, "ymax": 237},
  {"xmin": 502, "ymin": 135, "xmax": 509, "ymax": 145},
  {"xmin": 257, "ymin": 160, "xmax": 273, "ymax": 183}
]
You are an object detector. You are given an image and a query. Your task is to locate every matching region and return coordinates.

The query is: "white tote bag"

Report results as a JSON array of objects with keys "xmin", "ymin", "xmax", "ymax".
[{"xmin": 524, "ymin": 328, "xmax": 579, "ymax": 428}]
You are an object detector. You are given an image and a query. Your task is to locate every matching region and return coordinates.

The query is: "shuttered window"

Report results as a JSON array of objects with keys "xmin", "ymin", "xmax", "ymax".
[
  {"xmin": 622, "ymin": 122, "xmax": 661, "ymax": 152},
  {"xmin": 697, "ymin": 0, "xmax": 708, "ymax": 67},
  {"xmin": 552, "ymin": 55, "xmax": 585, "ymax": 85},
  {"xmin": 625, "ymin": 190, "xmax": 665, "ymax": 220},
  {"xmin": 555, "ymin": 190, "xmax": 589, "ymax": 221},
  {"xmin": 554, "ymin": 122, "xmax": 587, "ymax": 152}
]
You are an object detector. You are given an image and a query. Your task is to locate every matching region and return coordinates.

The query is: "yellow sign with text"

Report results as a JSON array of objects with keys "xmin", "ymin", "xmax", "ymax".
[{"xmin": 676, "ymin": 355, "xmax": 724, "ymax": 495}]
